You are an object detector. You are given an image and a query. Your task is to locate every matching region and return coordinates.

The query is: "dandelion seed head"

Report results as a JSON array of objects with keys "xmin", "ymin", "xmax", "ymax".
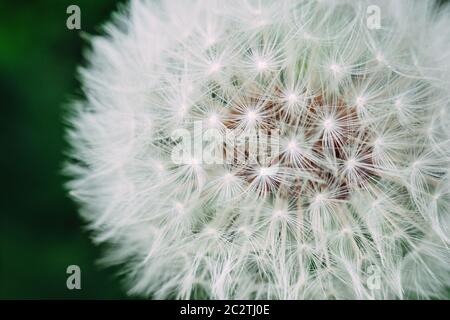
[{"xmin": 67, "ymin": 0, "xmax": 450, "ymax": 299}]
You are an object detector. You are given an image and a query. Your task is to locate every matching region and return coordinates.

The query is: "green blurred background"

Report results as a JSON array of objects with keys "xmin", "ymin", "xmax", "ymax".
[{"xmin": 0, "ymin": 0, "xmax": 128, "ymax": 299}]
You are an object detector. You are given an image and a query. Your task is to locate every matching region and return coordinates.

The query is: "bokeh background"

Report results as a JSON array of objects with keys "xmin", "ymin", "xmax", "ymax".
[
  {"xmin": 1, "ymin": 0, "xmax": 127, "ymax": 299},
  {"xmin": 1, "ymin": 0, "xmax": 449, "ymax": 300}
]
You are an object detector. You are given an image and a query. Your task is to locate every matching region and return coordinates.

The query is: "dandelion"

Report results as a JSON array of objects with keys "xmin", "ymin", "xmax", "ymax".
[{"xmin": 66, "ymin": 0, "xmax": 450, "ymax": 299}]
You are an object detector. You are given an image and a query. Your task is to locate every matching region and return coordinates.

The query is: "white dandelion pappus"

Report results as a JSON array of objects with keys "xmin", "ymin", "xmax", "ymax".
[{"xmin": 66, "ymin": 0, "xmax": 450, "ymax": 299}]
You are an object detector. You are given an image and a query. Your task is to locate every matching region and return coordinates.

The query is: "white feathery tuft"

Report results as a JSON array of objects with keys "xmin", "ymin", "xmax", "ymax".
[{"xmin": 66, "ymin": 0, "xmax": 450, "ymax": 299}]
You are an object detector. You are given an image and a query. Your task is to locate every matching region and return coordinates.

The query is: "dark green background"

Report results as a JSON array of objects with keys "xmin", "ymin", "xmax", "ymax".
[{"xmin": 1, "ymin": 0, "xmax": 128, "ymax": 299}]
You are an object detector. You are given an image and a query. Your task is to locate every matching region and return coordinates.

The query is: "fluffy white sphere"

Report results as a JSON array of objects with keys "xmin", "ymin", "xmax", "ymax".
[{"xmin": 67, "ymin": 0, "xmax": 450, "ymax": 299}]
